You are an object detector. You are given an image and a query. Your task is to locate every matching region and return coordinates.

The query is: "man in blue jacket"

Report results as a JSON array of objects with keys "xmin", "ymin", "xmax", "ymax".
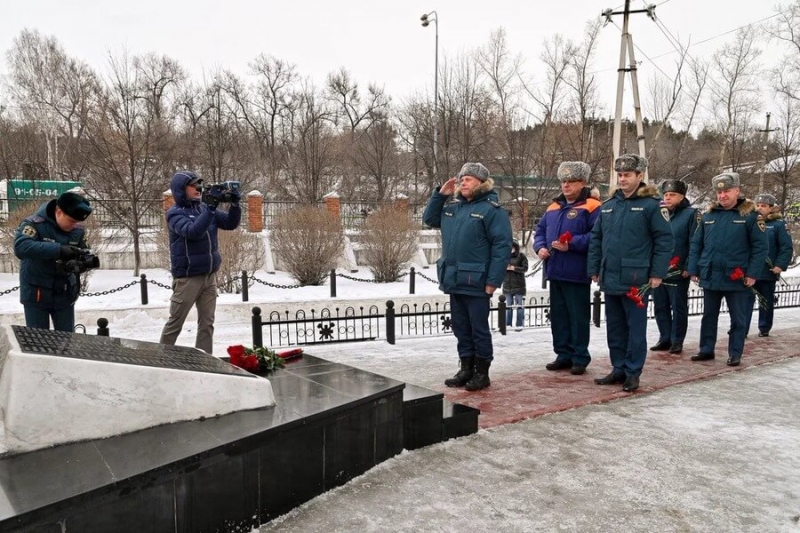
[
  {"xmin": 651, "ymin": 180, "xmax": 698, "ymax": 355},
  {"xmin": 14, "ymin": 191, "xmax": 93, "ymax": 331},
  {"xmin": 688, "ymin": 173, "xmax": 768, "ymax": 366},
  {"xmin": 744, "ymin": 193, "xmax": 793, "ymax": 338},
  {"xmin": 159, "ymin": 171, "xmax": 241, "ymax": 354},
  {"xmin": 423, "ymin": 162, "xmax": 512, "ymax": 391},
  {"xmin": 534, "ymin": 161, "xmax": 601, "ymax": 375},
  {"xmin": 587, "ymin": 154, "xmax": 673, "ymax": 392}
]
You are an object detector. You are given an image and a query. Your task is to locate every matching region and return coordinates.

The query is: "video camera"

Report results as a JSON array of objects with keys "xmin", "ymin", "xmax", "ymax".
[
  {"xmin": 201, "ymin": 181, "xmax": 241, "ymax": 205},
  {"xmin": 56, "ymin": 249, "xmax": 100, "ymax": 275}
]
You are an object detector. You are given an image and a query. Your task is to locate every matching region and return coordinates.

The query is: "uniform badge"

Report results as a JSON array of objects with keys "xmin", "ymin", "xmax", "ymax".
[
  {"xmin": 757, "ymin": 215, "xmax": 766, "ymax": 232},
  {"xmin": 567, "ymin": 209, "xmax": 578, "ymax": 219},
  {"xmin": 660, "ymin": 206, "xmax": 670, "ymax": 222},
  {"xmin": 21, "ymin": 225, "xmax": 37, "ymax": 238}
]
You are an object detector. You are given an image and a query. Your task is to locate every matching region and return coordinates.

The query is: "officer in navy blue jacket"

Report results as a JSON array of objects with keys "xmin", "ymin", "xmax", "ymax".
[
  {"xmin": 744, "ymin": 193, "xmax": 793, "ymax": 338},
  {"xmin": 650, "ymin": 180, "xmax": 698, "ymax": 355},
  {"xmin": 159, "ymin": 171, "xmax": 241, "ymax": 354},
  {"xmin": 423, "ymin": 162, "xmax": 512, "ymax": 392},
  {"xmin": 587, "ymin": 154, "xmax": 673, "ymax": 392},
  {"xmin": 688, "ymin": 173, "xmax": 768, "ymax": 366},
  {"xmin": 534, "ymin": 161, "xmax": 601, "ymax": 375},
  {"xmin": 14, "ymin": 191, "xmax": 93, "ymax": 331}
]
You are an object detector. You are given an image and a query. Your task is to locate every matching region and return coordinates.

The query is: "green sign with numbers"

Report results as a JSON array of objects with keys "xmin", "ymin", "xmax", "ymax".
[{"xmin": 6, "ymin": 179, "xmax": 83, "ymax": 211}]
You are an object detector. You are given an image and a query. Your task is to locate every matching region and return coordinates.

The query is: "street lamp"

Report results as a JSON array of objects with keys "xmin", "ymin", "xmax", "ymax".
[{"xmin": 421, "ymin": 11, "xmax": 438, "ymax": 180}]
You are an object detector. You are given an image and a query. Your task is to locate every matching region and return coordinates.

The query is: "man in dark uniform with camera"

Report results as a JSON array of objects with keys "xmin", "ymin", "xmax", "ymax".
[
  {"xmin": 159, "ymin": 170, "xmax": 241, "ymax": 354},
  {"xmin": 14, "ymin": 190, "xmax": 94, "ymax": 331}
]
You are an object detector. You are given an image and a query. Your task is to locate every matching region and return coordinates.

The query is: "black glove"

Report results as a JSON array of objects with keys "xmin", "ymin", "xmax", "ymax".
[
  {"xmin": 59, "ymin": 245, "xmax": 79, "ymax": 260},
  {"xmin": 205, "ymin": 188, "xmax": 222, "ymax": 210},
  {"xmin": 231, "ymin": 190, "xmax": 241, "ymax": 205}
]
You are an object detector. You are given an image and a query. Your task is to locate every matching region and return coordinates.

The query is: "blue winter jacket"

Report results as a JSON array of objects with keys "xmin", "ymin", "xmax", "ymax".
[
  {"xmin": 587, "ymin": 184, "xmax": 674, "ymax": 295},
  {"xmin": 687, "ymin": 198, "xmax": 769, "ymax": 291},
  {"xmin": 663, "ymin": 198, "xmax": 699, "ymax": 278},
  {"xmin": 166, "ymin": 172, "xmax": 241, "ymax": 278},
  {"xmin": 755, "ymin": 213, "xmax": 793, "ymax": 281},
  {"xmin": 423, "ymin": 181, "xmax": 512, "ymax": 297},
  {"xmin": 533, "ymin": 187, "xmax": 601, "ymax": 284},
  {"xmin": 14, "ymin": 200, "xmax": 87, "ymax": 307}
]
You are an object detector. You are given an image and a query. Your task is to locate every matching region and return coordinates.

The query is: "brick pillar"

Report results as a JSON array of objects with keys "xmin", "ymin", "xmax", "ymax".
[
  {"xmin": 162, "ymin": 190, "xmax": 174, "ymax": 211},
  {"xmin": 246, "ymin": 191, "xmax": 263, "ymax": 232},
  {"xmin": 323, "ymin": 191, "xmax": 340, "ymax": 220},
  {"xmin": 394, "ymin": 193, "xmax": 409, "ymax": 214},
  {"xmin": 518, "ymin": 198, "xmax": 530, "ymax": 232}
]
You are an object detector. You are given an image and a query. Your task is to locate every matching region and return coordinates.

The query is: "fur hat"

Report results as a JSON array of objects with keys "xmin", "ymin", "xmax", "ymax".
[
  {"xmin": 711, "ymin": 172, "xmax": 740, "ymax": 191},
  {"xmin": 557, "ymin": 161, "xmax": 591, "ymax": 182},
  {"xmin": 457, "ymin": 162, "xmax": 490, "ymax": 182},
  {"xmin": 755, "ymin": 193, "xmax": 777, "ymax": 206},
  {"xmin": 56, "ymin": 191, "xmax": 92, "ymax": 221},
  {"xmin": 614, "ymin": 154, "xmax": 648, "ymax": 173},
  {"xmin": 659, "ymin": 180, "xmax": 687, "ymax": 196}
]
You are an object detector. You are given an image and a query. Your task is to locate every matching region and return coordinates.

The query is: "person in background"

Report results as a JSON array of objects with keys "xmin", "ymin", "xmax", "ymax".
[
  {"xmin": 502, "ymin": 239, "xmax": 528, "ymax": 331},
  {"xmin": 534, "ymin": 161, "xmax": 601, "ymax": 375},
  {"xmin": 687, "ymin": 172, "xmax": 768, "ymax": 366},
  {"xmin": 744, "ymin": 193, "xmax": 793, "ymax": 338},
  {"xmin": 159, "ymin": 171, "xmax": 241, "ymax": 354},
  {"xmin": 650, "ymin": 180, "xmax": 698, "ymax": 355},
  {"xmin": 423, "ymin": 162, "xmax": 512, "ymax": 392},
  {"xmin": 587, "ymin": 154, "xmax": 673, "ymax": 392},
  {"xmin": 14, "ymin": 191, "xmax": 93, "ymax": 332}
]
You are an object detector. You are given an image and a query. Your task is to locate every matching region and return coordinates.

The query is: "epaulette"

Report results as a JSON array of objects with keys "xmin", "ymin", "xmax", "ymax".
[
  {"xmin": 25, "ymin": 214, "xmax": 46, "ymax": 224},
  {"xmin": 488, "ymin": 200, "xmax": 501, "ymax": 208},
  {"xmin": 445, "ymin": 197, "xmax": 459, "ymax": 205}
]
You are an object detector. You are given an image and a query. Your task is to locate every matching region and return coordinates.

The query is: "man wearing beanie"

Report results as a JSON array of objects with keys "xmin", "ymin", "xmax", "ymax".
[
  {"xmin": 159, "ymin": 170, "xmax": 241, "ymax": 354},
  {"xmin": 423, "ymin": 162, "xmax": 512, "ymax": 391},
  {"xmin": 744, "ymin": 193, "xmax": 793, "ymax": 338},
  {"xmin": 587, "ymin": 154, "xmax": 673, "ymax": 392},
  {"xmin": 687, "ymin": 173, "xmax": 768, "ymax": 366},
  {"xmin": 650, "ymin": 180, "xmax": 698, "ymax": 355},
  {"xmin": 534, "ymin": 161, "xmax": 601, "ymax": 375},
  {"xmin": 14, "ymin": 190, "xmax": 94, "ymax": 331}
]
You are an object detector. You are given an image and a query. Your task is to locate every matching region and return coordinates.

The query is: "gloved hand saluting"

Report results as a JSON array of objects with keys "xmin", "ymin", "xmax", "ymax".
[{"xmin": 59, "ymin": 245, "xmax": 80, "ymax": 260}]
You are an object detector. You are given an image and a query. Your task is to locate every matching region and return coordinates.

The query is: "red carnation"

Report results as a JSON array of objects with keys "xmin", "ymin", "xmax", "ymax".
[
  {"xmin": 227, "ymin": 345, "xmax": 246, "ymax": 358},
  {"xmin": 558, "ymin": 231, "xmax": 573, "ymax": 244},
  {"xmin": 729, "ymin": 267, "xmax": 745, "ymax": 281},
  {"xmin": 669, "ymin": 256, "xmax": 680, "ymax": 269}
]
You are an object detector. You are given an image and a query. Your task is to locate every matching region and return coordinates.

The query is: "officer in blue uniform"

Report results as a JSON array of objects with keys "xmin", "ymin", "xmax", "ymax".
[
  {"xmin": 587, "ymin": 154, "xmax": 673, "ymax": 392},
  {"xmin": 650, "ymin": 180, "xmax": 698, "ymax": 355},
  {"xmin": 14, "ymin": 191, "xmax": 93, "ymax": 331},
  {"xmin": 744, "ymin": 193, "xmax": 793, "ymax": 337},
  {"xmin": 688, "ymin": 173, "xmax": 768, "ymax": 366},
  {"xmin": 423, "ymin": 162, "xmax": 512, "ymax": 392}
]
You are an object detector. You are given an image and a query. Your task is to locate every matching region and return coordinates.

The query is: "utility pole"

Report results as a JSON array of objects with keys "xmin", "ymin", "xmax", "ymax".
[
  {"xmin": 756, "ymin": 112, "xmax": 778, "ymax": 194},
  {"xmin": 603, "ymin": 1, "xmax": 656, "ymax": 187}
]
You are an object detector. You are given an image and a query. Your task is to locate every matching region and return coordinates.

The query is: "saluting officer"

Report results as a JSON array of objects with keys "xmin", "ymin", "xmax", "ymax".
[
  {"xmin": 650, "ymin": 180, "xmax": 699, "ymax": 355},
  {"xmin": 744, "ymin": 193, "xmax": 793, "ymax": 338},
  {"xmin": 688, "ymin": 173, "xmax": 768, "ymax": 366},
  {"xmin": 587, "ymin": 154, "xmax": 673, "ymax": 392}
]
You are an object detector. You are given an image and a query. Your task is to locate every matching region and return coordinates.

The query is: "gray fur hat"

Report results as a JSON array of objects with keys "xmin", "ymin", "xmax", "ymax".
[
  {"xmin": 557, "ymin": 161, "xmax": 591, "ymax": 182},
  {"xmin": 711, "ymin": 172, "xmax": 740, "ymax": 191},
  {"xmin": 457, "ymin": 162, "xmax": 490, "ymax": 182},
  {"xmin": 659, "ymin": 179, "xmax": 687, "ymax": 196},
  {"xmin": 755, "ymin": 193, "xmax": 777, "ymax": 206},
  {"xmin": 614, "ymin": 154, "xmax": 648, "ymax": 173}
]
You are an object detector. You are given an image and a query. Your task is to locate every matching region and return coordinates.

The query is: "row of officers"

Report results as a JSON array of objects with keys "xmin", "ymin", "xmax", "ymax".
[{"xmin": 425, "ymin": 156, "xmax": 793, "ymax": 393}]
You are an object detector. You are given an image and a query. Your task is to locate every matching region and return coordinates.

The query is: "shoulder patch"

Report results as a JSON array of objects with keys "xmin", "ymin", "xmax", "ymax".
[
  {"xmin": 757, "ymin": 215, "xmax": 766, "ymax": 232},
  {"xmin": 661, "ymin": 206, "xmax": 670, "ymax": 222},
  {"xmin": 21, "ymin": 225, "xmax": 37, "ymax": 238}
]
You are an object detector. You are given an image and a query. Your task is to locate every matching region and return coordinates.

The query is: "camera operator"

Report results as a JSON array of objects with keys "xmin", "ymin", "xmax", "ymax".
[
  {"xmin": 13, "ymin": 191, "xmax": 93, "ymax": 332},
  {"xmin": 159, "ymin": 171, "xmax": 241, "ymax": 354}
]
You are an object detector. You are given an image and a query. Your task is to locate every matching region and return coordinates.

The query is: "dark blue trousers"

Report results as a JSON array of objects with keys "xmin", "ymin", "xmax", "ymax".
[
  {"xmin": 23, "ymin": 304, "xmax": 75, "ymax": 332},
  {"xmin": 550, "ymin": 281, "xmax": 592, "ymax": 367},
  {"xmin": 744, "ymin": 280, "xmax": 777, "ymax": 336},
  {"xmin": 450, "ymin": 294, "xmax": 493, "ymax": 362},
  {"xmin": 699, "ymin": 289, "xmax": 749, "ymax": 357},
  {"xmin": 604, "ymin": 293, "xmax": 649, "ymax": 378},
  {"xmin": 653, "ymin": 277, "xmax": 690, "ymax": 344}
]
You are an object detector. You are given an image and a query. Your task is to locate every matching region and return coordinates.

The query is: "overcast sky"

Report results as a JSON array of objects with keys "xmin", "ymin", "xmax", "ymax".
[{"xmin": 0, "ymin": 0, "xmax": 784, "ymax": 117}]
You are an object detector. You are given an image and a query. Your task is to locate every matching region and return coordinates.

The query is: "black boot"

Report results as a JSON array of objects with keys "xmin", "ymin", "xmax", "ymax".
[
  {"xmin": 465, "ymin": 359, "xmax": 491, "ymax": 391},
  {"xmin": 444, "ymin": 357, "xmax": 474, "ymax": 388}
]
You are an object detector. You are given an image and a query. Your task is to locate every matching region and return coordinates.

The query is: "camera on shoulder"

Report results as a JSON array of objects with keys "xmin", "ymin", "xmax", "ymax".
[
  {"xmin": 201, "ymin": 181, "xmax": 240, "ymax": 205},
  {"xmin": 57, "ymin": 249, "xmax": 100, "ymax": 275}
]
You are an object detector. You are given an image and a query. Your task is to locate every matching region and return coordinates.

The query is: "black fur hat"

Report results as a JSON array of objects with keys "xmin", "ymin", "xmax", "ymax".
[
  {"xmin": 659, "ymin": 180, "xmax": 687, "ymax": 196},
  {"xmin": 56, "ymin": 191, "xmax": 92, "ymax": 221}
]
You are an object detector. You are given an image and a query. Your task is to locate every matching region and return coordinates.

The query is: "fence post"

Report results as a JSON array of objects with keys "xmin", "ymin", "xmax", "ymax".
[
  {"xmin": 498, "ymin": 294, "xmax": 507, "ymax": 335},
  {"xmin": 592, "ymin": 290, "xmax": 602, "ymax": 328},
  {"xmin": 140, "ymin": 274, "xmax": 148, "ymax": 305},
  {"xmin": 241, "ymin": 270, "xmax": 249, "ymax": 302},
  {"xmin": 409, "ymin": 267, "xmax": 416, "ymax": 295},
  {"xmin": 97, "ymin": 317, "xmax": 109, "ymax": 337},
  {"xmin": 330, "ymin": 269, "xmax": 337, "ymax": 298},
  {"xmin": 541, "ymin": 273, "xmax": 547, "ymax": 289},
  {"xmin": 252, "ymin": 307, "xmax": 263, "ymax": 348},
  {"xmin": 386, "ymin": 300, "xmax": 396, "ymax": 345}
]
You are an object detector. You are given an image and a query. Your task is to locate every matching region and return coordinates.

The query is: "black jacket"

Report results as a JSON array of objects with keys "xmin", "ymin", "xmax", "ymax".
[{"xmin": 502, "ymin": 247, "xmax": 528, "ymax": 295}]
